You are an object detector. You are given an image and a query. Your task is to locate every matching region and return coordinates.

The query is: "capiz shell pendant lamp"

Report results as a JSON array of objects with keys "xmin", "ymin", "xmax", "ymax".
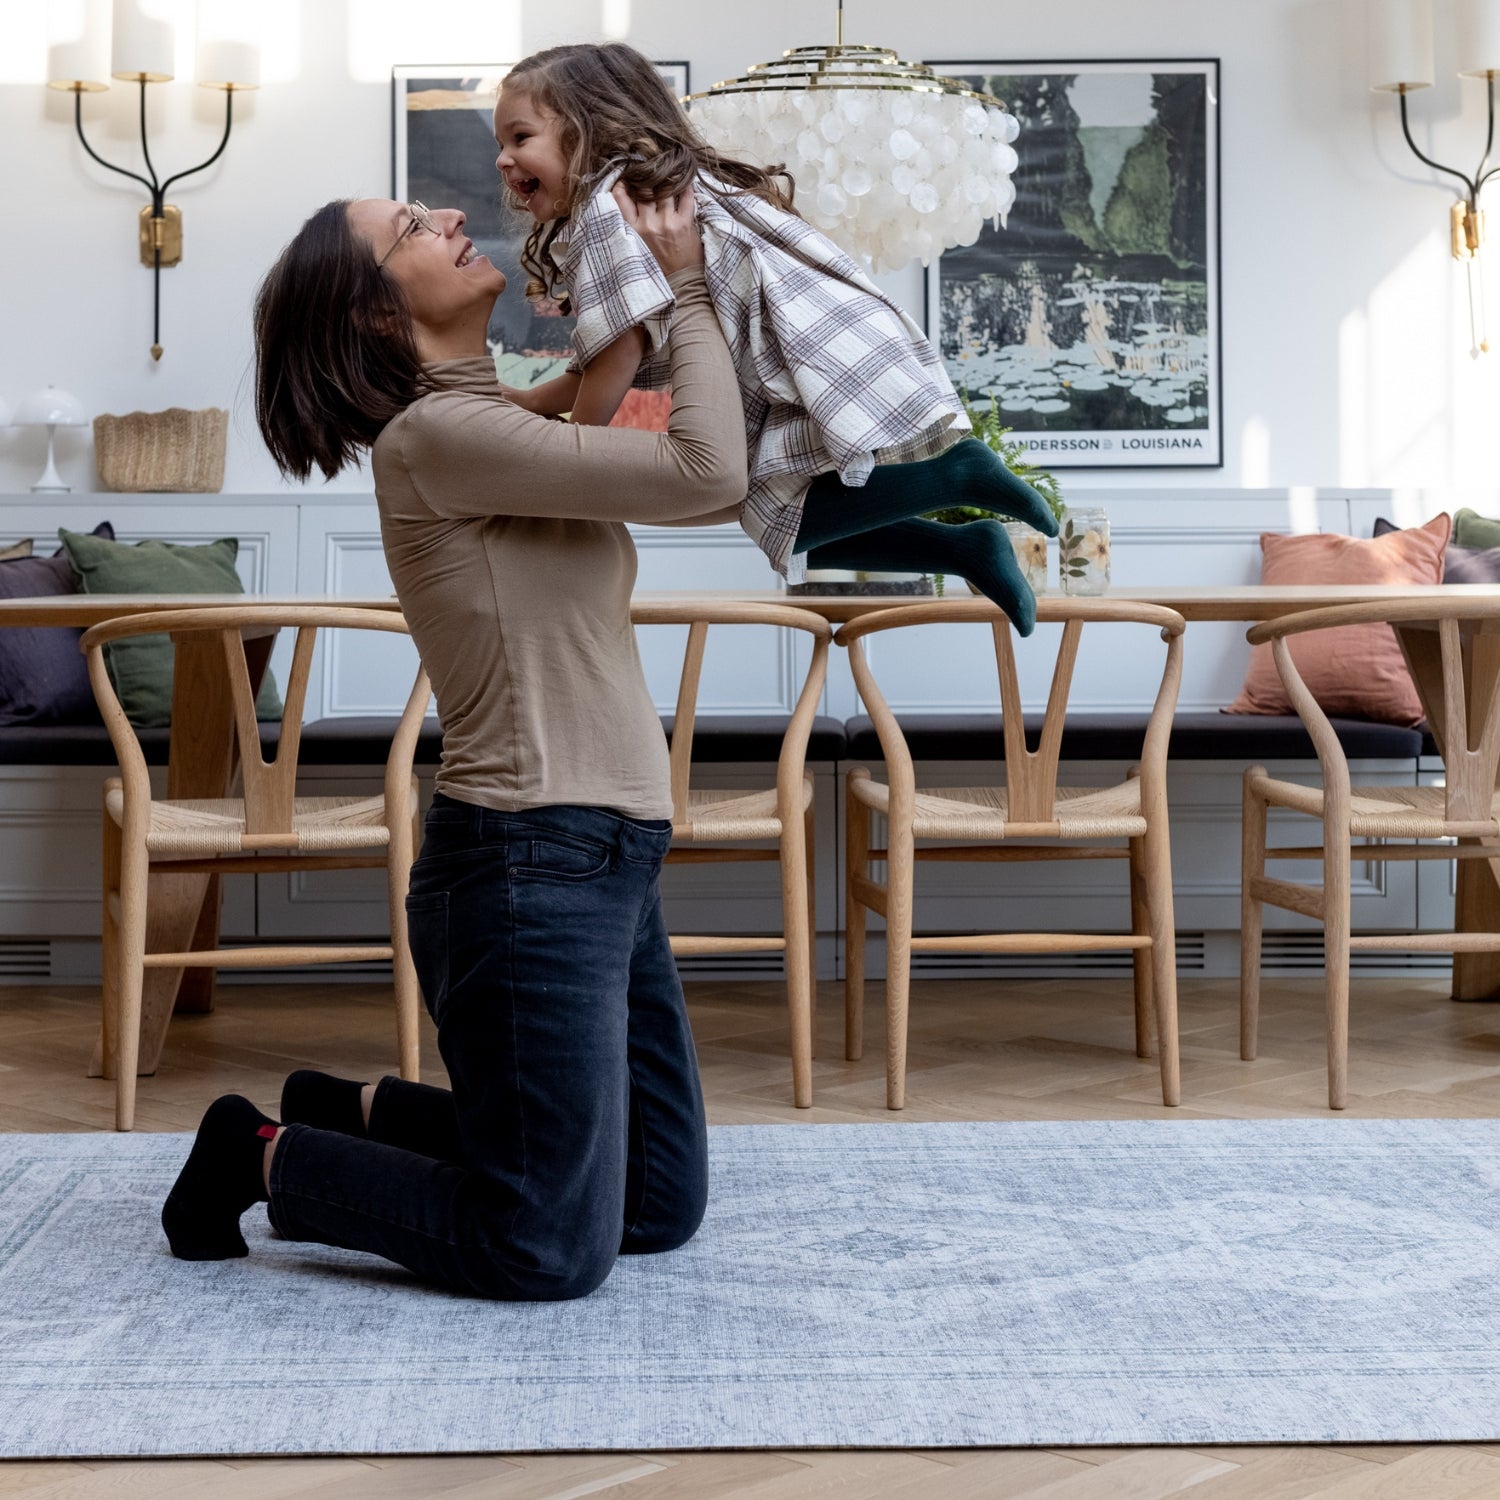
[
  {"xmin": 686, "ymin": 1, "xmax": 1021, "ymax": 272},
  {"xmin": 47, "ymin": 0, "xmax": 260, "ymax": 361}
]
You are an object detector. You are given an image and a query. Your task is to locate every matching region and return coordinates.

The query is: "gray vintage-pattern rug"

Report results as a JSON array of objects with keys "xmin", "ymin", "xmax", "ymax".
[{"xmin": 4, "ymin": 1118, "xmax": 1500, "ymax": 1457}]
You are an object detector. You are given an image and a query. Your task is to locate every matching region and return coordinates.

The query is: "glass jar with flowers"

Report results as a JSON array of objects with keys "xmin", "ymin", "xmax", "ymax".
[{"xmin": 923, "ymin": 393, "xmax": 1064, "ymax": 597}]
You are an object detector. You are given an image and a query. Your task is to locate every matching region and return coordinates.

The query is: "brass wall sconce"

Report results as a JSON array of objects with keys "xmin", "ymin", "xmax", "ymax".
[
  {"xmin": 47, "ymin": 2, "xmax": 259, "ymax": 361},
  {"xmin": 1370, "ymin": 0, "xmax": 1499, "ymax": 357}
]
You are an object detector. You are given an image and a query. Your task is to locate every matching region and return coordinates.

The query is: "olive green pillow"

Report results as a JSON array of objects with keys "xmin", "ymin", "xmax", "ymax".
[
  {"xmin": 56, "ymin": 528, "xmax": 282, "ymax": 727},
  {"xmin": 1453, "ymin": 507, "xmax": 1500, "ymax": 551}
]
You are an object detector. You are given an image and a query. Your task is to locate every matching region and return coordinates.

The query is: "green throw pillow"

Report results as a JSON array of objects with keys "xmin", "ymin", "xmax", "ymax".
[
  {"xmin": 57, "ymin": 529, "xmax": 282, "ymax": 727},
  {"xmin": 1453, "ymin": 507, "xmax": 1500, "ymax": 551}
]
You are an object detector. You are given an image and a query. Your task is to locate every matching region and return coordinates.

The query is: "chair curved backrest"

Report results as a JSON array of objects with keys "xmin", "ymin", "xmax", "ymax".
[
  {"xmin": 629, "ymin": 601, "xmax": 833, "ymax": 825},
  {"xmin": 79, "ymin": 605, "xmax": 431, "ymax": 848},
  {"xmin": 835, "ymin": 597, "xmax": 1187, "ymax": 818},
  {"xmin": 1247, "ymin": 597, "xmax": 1500, "ymax": 824}
]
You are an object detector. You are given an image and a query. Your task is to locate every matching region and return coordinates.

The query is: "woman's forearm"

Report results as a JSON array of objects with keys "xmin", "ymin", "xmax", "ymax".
[{"xmin": 399, "ymin": 268, "xmax": 748, "ymax": 524}]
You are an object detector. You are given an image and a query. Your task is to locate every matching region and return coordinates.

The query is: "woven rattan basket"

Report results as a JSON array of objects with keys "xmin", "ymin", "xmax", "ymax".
[{"xmin": 93, "ymin": 407, "xmax": 228, "ymax": 493}]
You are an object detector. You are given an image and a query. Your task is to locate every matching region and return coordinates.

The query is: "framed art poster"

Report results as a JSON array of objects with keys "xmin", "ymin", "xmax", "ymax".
[
  {"xmin": 392, "ymin": 62, "xmax": 690, "ymax": 425},
  {"xmin": 924, "ymin": 59, "xmax": 1221, "ymax": 468}
]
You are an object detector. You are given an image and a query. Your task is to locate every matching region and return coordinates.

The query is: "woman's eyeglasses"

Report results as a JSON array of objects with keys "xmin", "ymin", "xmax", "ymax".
[{"xmin": 377, "ymin": 201, "xmax": 438, "ymax": 268}]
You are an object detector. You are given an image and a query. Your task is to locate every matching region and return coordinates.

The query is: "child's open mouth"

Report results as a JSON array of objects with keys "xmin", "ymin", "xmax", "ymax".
[{"xmin": 514, "ymin": 177, "xmax": 541, "ymax": 201}]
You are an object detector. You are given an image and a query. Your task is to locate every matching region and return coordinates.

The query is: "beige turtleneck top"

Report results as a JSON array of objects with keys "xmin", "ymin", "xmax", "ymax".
[{"xmin": 372, "ymin": 266, "xmax": 746, "ymax": 819}]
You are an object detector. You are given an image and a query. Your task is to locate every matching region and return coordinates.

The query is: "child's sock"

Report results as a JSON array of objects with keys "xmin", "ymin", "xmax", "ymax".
[
  {"xmin": 280, "ymin": 1069, "xmax": 367, "ymax": 1136},
  {"xmin": 793, "ymin": 437, "xmax": 1058, "ymax": 554},
  {"xmin": 160, "ymin": 1094, "xmax": 277, "ymax": 1261},
  {"xmin": 807, "ymin": 516, "xmax": 1037, "ymax": 636}
]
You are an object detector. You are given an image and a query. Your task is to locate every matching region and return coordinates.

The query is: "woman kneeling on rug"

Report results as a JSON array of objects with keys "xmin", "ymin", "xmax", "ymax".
[{"xmin": 158, "ymin": 186, "xmax": 743, "ymax": 1298}]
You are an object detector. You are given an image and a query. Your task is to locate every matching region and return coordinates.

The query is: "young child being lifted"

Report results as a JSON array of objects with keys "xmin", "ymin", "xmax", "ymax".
[{"xmin": 495, "ymin": 42, "xmax": 1055, "ymax": 631}]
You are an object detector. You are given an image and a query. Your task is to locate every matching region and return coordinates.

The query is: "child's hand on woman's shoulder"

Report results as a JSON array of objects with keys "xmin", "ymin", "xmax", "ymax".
[{"xmin": 612, "ymin": 184, "xmax": 702, "ymax": 276}]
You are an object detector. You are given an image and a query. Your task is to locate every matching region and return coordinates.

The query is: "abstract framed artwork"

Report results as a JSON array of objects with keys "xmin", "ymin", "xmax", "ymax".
[
  {"xmin": 924, "ymin": 59, "xmax": 1221, "ymax": 469},
  {"xmin": 392, "ymin": 62, "xmax": 690, "ymax": 425}
]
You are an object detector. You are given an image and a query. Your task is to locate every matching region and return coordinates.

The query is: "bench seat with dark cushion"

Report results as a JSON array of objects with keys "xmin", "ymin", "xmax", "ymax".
[
  {"xmin": 300, "ymin": 714, "xmax": 849, "ymax": 766},
  {"xmin": 843, "ymin": 712, "xmax": 1425, "ymax": 763},
  {"xmin": 0, "ymin": 712, "xmax": 1418, "ymax": 771},
  {"xmin": 659, "ymin": 714, "xmax": 847, "ymax": 763},
  {"xmin": 0, "ymin": 723, "xmax": 287, "ymax": 767}
]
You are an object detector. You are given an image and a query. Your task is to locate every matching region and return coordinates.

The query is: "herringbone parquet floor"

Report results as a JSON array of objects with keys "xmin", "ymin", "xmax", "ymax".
[{"xmin": 6, "ymin": 973, "xmax": 1500, "ymax": 1497}]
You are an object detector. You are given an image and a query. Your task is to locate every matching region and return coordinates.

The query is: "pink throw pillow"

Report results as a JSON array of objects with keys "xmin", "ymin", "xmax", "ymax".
[{"xmin": 1226, "ymin": 513, "xmax": 1451, "ymax": 727}]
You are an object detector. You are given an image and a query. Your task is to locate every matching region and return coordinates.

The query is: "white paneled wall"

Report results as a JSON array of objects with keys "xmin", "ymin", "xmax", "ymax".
[{"xmin": 0, "ymin": 487, "xmax": 1481, "ymax": 982}]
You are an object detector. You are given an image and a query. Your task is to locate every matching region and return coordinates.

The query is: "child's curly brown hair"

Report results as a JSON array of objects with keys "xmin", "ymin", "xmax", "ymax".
[{"xmin": 503, "ymin": 42, "xmax": 796, "ymax": 309}]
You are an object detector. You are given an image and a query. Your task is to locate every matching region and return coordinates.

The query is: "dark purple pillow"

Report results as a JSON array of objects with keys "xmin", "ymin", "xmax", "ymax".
[
  {"xmin": 1374, "ymin": 515, "xmax": 1500, "ymax": 583},
  {"xmin": 0, "ymin": 522, "xmax": 115, "ymax": 726}
]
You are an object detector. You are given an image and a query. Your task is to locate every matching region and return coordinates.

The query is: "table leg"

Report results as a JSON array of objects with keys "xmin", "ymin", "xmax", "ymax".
[{"xmin": 1396, "ymin": 624, "xmax": 1500, "ymax": 999}]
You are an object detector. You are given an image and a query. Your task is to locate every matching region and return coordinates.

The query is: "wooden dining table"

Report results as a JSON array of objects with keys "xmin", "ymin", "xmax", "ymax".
[{"xmin": 5, "ymin": 582, "xmax": 1500, "ymax": 1078}]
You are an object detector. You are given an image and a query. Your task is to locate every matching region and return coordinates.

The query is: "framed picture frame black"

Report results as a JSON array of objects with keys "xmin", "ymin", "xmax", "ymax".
[
  {"xmin": 391, "ymin": 62, "xmax": 690, "ymax": 389},
  {"xmin": 923, "ymin": 59, "xmax": 1221, "ymax": 469}
]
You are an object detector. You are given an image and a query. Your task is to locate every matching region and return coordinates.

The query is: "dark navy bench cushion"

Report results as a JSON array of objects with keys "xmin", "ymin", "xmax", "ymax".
[
  {"xmin": 660, "ymin": 714, "xmax": 848, "ymax": 762},
  {"xmin": 844, "ymin": 712, "xmax": 1425, "ymax": 763},
  {"xmin": 0, "ymin": 712, "xmax": 1419, "ymax": 769},
  {"xmin": 0, "ymin": 723, "xmax": 283, "ymax": 767},
  {"xmin": 301, "ymin": 714, "xmax": 849, "ymax": 765}
]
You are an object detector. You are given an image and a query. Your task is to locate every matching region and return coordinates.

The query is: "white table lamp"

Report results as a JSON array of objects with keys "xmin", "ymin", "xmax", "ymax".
[{"xmin": 14, "ymin": 386, "xmax": 88, "ymax": 493}]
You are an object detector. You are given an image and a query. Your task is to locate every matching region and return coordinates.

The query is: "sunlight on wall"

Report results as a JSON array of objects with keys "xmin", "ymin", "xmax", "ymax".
[
  {"xmin": 1450, "ymin": 257, "xmax": 1500, "ymax": 485},
  {"xmin": 1239, "ymin": 415, "xmax": 1270, "ymax": 487},
  {"xmin": 346, "ymin": 1, "xmax": 523, "ymax": 82},
  {"xmin": 1287, "ymin": 486, "xmax": 1320, "ymax": 533},
  {"xmin": 1337, "ymin": 306, "xmax": 1369, "ymax": 488},
  {"xmin": 602, "ymin": 0, "xmax": 631, "ymax": 41},
  {"xmin": 1364, "ymin": 229, "xmax": 1451, "ymax": 486}
]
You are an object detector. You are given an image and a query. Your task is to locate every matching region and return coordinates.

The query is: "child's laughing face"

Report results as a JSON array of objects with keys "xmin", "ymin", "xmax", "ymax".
[{"xmin": 494, "ymin": 86, "xmax": 571, "ymax": 221}]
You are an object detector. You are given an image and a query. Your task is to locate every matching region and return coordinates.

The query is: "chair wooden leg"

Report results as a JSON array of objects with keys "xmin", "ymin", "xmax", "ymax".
[
  {"xmin": 1141, "ymin": 802, "xmax": 1181, "ymax": 1108},
  {"xmin": 844, "ymin": 769, "xmax": 870, "ymax": 1062},
  {"xmin": 1240, "ymin": 767, "xmax": 1268, "ymax": 1062},
  {"xmin": 1127, "ymin": 833, "xmax": 1155, "ymax": 1059},
  {"xmin": 780, "ymin": 799, "xmax": 815, "ymax": 1110},
  {"xmin": 99, "ymin": 782, "xmax": 123, "ymax": 1085},
  {"xmin": 113, "ymin": 834, "xmax": 151, "ymax": 1133},
  {"xmin": 884, "ymin": 817, "xmax": 915, "ymax": 1111},
  {"xmin": 804, "ymin": 791, "xmax": 817, "ymax": 1061},
  {"xmin": 1323, "ymin": 821, "xmax": 1353, "ymax": 1111},
  {"xmin": 388, "ymin": 777, "xmax": 421, "ymax": 1082}
]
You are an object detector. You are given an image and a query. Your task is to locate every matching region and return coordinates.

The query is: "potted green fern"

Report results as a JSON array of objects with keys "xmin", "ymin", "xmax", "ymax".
[{"xmin": 924, "ymin": 393, "xmax": 1065, "ymax": 597}]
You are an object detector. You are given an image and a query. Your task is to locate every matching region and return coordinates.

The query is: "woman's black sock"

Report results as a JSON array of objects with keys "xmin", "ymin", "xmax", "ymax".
[
  {"xmin": 806, "ymin": 516, "xmax": 1037, "ymax": 636},
  {"xmin": 280, "ymin": 1069, "xmax": 367, "ymax": 1137},
  {"xmin": 792, "ymin": 438, "xmax": 1058, "ymax": 554},
  {"xmin": 161, "ymin": 1094, "xmax": 278, "ymax": 1261}
]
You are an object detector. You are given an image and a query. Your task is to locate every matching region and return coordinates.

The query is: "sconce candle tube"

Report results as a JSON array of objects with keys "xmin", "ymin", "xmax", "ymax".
[
  {"xmin": 46, "ymin": 0, "xmax": 113, "ymax": 92},
  {"xmin": 110, "ymin": 0, "xmax": 174, "ymax": 82},
  {"xmin": 1370, "ymin": 0, "xmax": 1436, "ymax": 90},
  {"xmin": 1458, "ymin": 0, "xmax": 1500, "ymax": 76},
  {"xmin": 196, "ymin": 40, "xmax": 260, "ymax": 90}
]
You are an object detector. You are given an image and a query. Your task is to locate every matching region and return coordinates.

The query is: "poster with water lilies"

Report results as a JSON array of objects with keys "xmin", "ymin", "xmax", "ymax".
[
  {"xmin": 924, "ymin": 59, "xmax": 1221, "ymax": 468},
  {"xmin": 392, "ymin": 63, "xmax": 689, "ymax": 429}
]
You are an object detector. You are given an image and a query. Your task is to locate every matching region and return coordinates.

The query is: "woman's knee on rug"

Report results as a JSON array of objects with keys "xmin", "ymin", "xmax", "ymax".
[
  {"xmin": 458, "ymin": 1230, "xmax": 619, "ymax": 1301},
  {"xmin": 620, "ymin": 1162, "xmax": 708, "ymax": 1255}
]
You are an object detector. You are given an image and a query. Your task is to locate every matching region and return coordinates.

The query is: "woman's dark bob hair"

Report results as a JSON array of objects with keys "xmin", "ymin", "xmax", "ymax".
[{"xmin": 254, "ymin": 200, "xmax": 432, "ymax": 482}]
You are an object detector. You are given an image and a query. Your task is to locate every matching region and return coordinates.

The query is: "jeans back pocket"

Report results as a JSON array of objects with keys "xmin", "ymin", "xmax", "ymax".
[{"xmin": 404, "ymin": 889, "xmax": 451, "ymax": 1024}]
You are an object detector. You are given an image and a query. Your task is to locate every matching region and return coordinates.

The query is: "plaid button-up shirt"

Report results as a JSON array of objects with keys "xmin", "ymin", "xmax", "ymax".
[{"xmin": 551, "ymin": 171, "xmax": 967, "ymax": 580}]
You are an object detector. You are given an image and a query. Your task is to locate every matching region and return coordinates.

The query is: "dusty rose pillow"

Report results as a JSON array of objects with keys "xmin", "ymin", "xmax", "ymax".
[{"xmin": 1226, "ymin": 513, "xmax": 1451, "ymax": 727}]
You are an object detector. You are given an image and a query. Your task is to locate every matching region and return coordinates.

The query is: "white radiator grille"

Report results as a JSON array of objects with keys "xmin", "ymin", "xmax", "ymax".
[
  {"xmin": 1260, "ymin": 932, "xmax": 1453, "ymax": 974},
  {"xmin": 909, "ymin": 933, "xmax": 1208, "ymax": 979}
]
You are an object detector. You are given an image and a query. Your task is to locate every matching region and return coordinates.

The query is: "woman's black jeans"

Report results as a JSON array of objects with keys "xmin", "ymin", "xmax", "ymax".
[{"xmin": 266, "ymin": 795, "xmax": 709, "ymax": 1299}]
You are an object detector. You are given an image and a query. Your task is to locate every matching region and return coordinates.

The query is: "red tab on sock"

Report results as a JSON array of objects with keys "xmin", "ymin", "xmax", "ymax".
[{"xmin": 256, "ymin": 1124, "xmax": 278, "ymax": 1140}]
